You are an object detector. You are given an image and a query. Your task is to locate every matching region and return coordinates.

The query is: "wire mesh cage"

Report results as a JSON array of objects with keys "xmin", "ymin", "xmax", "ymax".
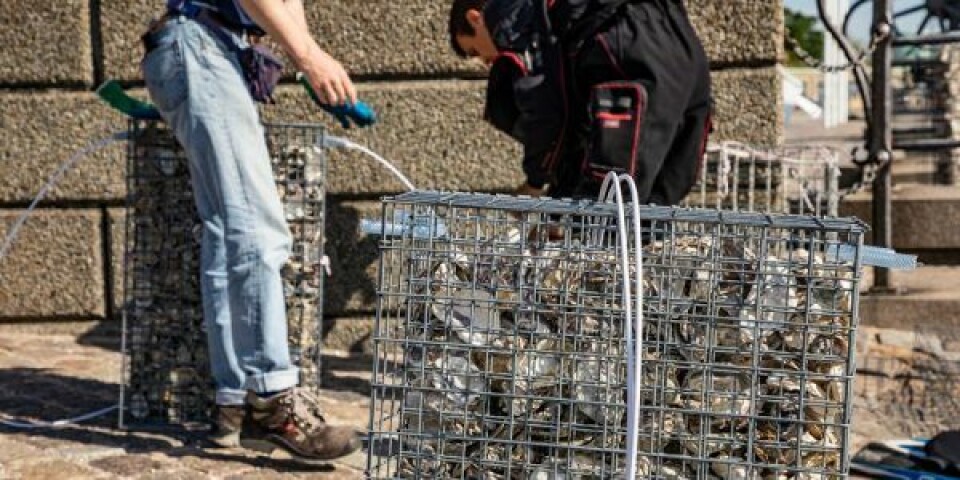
[
  {"xmin": 368, "ymin": 192, "xmax": 865, "ymax": 479},
  {"xmin": 683, "ymin": 143, "xmax": 842, "ymax": 217},
  {"xmin": 121, "ymin": 119, "xmax": 327, "ymax": 426}
]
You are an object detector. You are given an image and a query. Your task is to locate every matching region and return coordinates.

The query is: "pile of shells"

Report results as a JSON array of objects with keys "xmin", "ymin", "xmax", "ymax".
[
  {"xmin": 387, "ymin": 218, "xmax": 856, "ymax": 479},
  {"xmin": 124, "ymin": 123, "xmax": 326, "ymax": 425}
]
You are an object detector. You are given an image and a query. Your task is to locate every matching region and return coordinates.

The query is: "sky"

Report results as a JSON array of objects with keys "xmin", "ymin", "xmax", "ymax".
[{"xmin": 784, "ymin": 0, "xmax": 925, "ymax": 41}]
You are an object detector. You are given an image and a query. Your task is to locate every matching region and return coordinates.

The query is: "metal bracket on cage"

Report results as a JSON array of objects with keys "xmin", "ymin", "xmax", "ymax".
[
  {"xmin": 360, "ymin": 209, "xmax": 448, "ymax": 239},
  {"xmin": 827, "ymin": 243, "xmax": 918, "ymax": 270}
]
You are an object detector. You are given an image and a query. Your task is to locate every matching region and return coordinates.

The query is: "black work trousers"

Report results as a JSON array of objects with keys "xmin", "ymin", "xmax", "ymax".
[{"xmin": 551, "ymin": 0, "xmax": 712, "ymax": 205}]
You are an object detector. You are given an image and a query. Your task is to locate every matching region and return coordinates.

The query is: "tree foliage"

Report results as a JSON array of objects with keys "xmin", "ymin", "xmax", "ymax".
[{"xmin": 785, "ymin": 8, "xmax": 824, "ymax": 67}]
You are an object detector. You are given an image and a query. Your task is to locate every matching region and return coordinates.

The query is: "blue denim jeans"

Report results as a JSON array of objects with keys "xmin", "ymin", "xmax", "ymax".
[{"xmin": 141, "ymin": 16, "xmax": 298, "ymax": 405}]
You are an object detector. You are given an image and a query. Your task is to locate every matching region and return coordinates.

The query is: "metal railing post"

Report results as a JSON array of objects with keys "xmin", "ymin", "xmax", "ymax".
[{"xmin": 871, "ymin": 0, "xmax": 894, "ymax": 291}]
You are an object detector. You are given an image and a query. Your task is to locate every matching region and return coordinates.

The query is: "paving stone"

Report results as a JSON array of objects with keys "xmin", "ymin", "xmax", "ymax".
[
  {"xmin": 0, "ymin": 435, "xmax": 43, "ymax": 463},
  {"xmin": 0, "ymin": 210, "xmax": 105, "ymax": 319},
  {"xmin": 223, "ymin": 471, "xmax": 305, "ymax": 480},
  {"xmin": 88, "ymin": 454, "xmax": 173, "ymax": 477},
  {"xmin": 6, "ymin": 459, "xmax": 105, "ymax": 480},
  {"xmin": 136, "ymin": 470, "xmax": 210, "ymax": 480},
  {"xmin": 167, "ymin": 449, "xmax": 259, "ymax": 476},
  {"xmin": 0, "ymin": 0, "xmax": 93, "ymax": 85}
]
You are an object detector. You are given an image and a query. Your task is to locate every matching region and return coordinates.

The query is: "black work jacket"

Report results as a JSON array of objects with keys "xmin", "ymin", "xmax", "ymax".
[{"xmin": 483, "ymin": 0, "xmax": 621, "ymax": 188}]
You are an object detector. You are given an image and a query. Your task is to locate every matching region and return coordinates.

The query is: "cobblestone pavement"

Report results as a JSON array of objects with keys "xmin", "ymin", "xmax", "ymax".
[
  {"xmin": 0, "ymin": 330, "xmax": 369, "ymax": 479},
  {"xmin": 0, "ymin": 326, "xmax": 922, "ymax": 479}
]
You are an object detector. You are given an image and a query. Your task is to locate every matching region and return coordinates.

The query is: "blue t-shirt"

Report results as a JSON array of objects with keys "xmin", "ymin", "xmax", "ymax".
[{"xmin": 167, "ymin": 0, "xmax": 264, "ymax": 34}]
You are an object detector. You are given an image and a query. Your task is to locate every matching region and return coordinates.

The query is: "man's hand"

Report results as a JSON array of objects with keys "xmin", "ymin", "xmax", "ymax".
[
  {"xmin": 515, "ymin": 181, "xmax": 545, "ymax": 197},
  {"xmin": 300, "ymin": 45, "xmax": 357, "ymax": 106},
  {"xmin": 236, "ymin": 0, "xmax": 357, "ymax": 106}
]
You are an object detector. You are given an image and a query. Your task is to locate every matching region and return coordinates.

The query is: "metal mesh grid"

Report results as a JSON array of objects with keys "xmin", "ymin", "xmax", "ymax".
[
  {"xmin": 368, "ymin": 192, "xmax": 865, "ymax": 479},
  {"xmin": 857, "ymin": 326, "xmax": 960, "ymax": 439},
  {"xmin": 683, "ymin": 143, "xmax": 842, "ymax": 217},
  {"xmin": 121, "ymin": 119, "xmax": 327, "ymax": 426}
]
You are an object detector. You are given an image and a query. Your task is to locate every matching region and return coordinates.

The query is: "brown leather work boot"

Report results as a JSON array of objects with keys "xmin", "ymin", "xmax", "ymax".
[
  {"xmin": 240, "ymin": 388, "xmax": 361, "ymax": 463},
  {"xmin": 209, "ymin": 404, "xmax": 246, "ymax": 448}
]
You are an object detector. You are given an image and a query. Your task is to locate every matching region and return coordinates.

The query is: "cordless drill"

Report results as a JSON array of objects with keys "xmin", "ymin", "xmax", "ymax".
[{"xmin": 297, "ymin": 73, "xmax": 376, "ymax": 129}]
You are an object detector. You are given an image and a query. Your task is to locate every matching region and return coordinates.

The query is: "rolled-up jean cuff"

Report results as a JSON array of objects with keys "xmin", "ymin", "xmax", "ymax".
[
  {"xmin": 245, "ymin": 368, "xmax": 300, "ymax": 394},
  {"xmin": 216, "ymin": 388, "xmax": 248, "ymax": 406}
]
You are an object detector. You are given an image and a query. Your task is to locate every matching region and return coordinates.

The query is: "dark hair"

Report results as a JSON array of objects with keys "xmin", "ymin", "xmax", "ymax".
[{"xmin": 449, "ymin": 0, "xmax": 489, "ymax": 57}]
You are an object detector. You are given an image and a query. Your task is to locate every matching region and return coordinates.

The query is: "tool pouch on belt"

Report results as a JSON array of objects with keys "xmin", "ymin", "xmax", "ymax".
[
  {"xmin": 238, "ymin": 44, "xmax": 283, "ymax": 104},
  {"xmin": 190, "ymin": 11, "xmax": 282, "ymax": 104},
  {"xmin": 582, "ymin": 82, "xmax": 648, "ymax": 181}
]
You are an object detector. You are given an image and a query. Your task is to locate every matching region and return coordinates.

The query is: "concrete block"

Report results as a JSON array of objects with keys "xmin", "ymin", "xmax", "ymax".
[
  {"xmin": 303, "ymin": 0, "xmax": 483, "ymax": 78},
  {"xmin": 0, "ymin": 209, "xmax": 105, "ymax": 319},
  {"xmin": 101, "ymin": 0, "xmax": 780, "ymax": 82},
  {"xmin": 100, "ymin": 0, "xmax": 155, "ymax": 83},
  {"xmin": 711, "ymin": 67, "xmax": 783, "ymax": 147},
  {"xmin": 0, "ymin": 91, "xmax": 128, "ymax": 202},
  {"xmin": 0, "ymin": 0, "xmax": 93, "ymax": 85},
  {"xmin": 265, "ymin": 70, "xmax": 781, "ymax": 196},
  {"xmin": 840, "ymin": 185, "xmax": 960, "ymax": 249},
  {"xmin": 100, "ymin": 0, "xmax": 483, "ymax": 82},
  {"xmin": 262, "ymin": 81, "xmax": 524, "ymax": 195},
  {"xmin": 685, "ymin": 0, "xmax": 783, "ymax": 65}
]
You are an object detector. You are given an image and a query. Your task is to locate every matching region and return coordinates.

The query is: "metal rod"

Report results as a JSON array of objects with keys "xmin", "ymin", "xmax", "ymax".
[
  {"xmin": 892, "ymin": 57, "xmax": 942, "ymax": 67},
  {"xmin": 893, "ymin": 137, "xmax": 960, "ymax": 151},
  {"xmin": 872, "ymin": 0, "xmax": 894, "ymax": 291},
  {"xmin": 893, "ymin": 31, "xmax": 960, "ymax": 46},
  {"xmin": 892, "ymin": 126, "xmax": 941, "ymax": 137}
]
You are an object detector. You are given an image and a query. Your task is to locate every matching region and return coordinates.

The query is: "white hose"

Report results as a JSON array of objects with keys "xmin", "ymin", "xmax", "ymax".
[
  {"xmin": 319, "ymin": 136, "xmax": 417, "ymax": 191},
  {"xmin": 597, "ymin": 172, "xmax": 644, "ymax": 479},
  {"xmin": 0, "ymin": 405, "xmax": 119, "ymax": 429}
]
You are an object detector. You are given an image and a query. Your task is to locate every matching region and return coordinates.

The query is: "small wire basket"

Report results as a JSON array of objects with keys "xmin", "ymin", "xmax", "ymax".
[
  {"xmin": 120, "ymin": 120, "xmax": 327, "ymax": 427},
  {"xmin": 684, "ymin": 143, "xmax": 842, "ymax": 217},
  {"xmin": 368, "ymin": 192, "xmax": 866, "ymax": 479}
]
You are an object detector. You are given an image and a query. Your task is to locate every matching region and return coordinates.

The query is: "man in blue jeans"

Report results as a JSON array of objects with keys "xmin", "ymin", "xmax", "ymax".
[{"xmin": 141, "ymin": 0, "xmax": 359, "ymax": 462}]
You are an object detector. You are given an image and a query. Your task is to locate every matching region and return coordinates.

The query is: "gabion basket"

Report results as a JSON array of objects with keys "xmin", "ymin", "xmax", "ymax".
[
  {"xmin": 683, "ymin": 143, "xmax": 842, "ymax": 217},
  {"xmin": 368, "ymin": 192, "xmax": 865, "ymax": 479},
  {"xmin": 121, "ymin": 119, "xmax": 327, "ymax": 427}
]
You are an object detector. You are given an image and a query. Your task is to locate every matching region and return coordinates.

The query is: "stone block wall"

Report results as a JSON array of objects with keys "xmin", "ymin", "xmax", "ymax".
[{"xmin": 0, "ymin": 1, "xmax": 784, "ymax": 332}]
